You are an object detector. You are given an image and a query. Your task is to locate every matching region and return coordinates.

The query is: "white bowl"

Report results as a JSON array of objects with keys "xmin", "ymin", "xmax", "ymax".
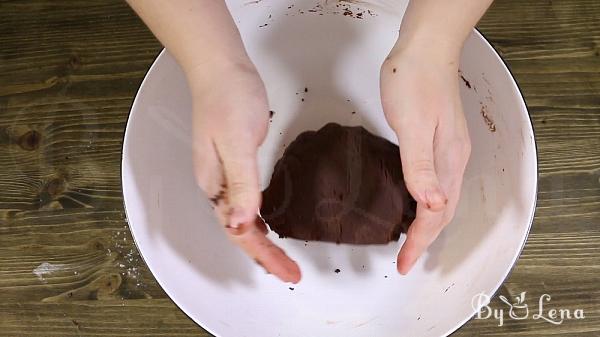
[{"xmin": 122, "ymin": 1, "xmax": 537, "ymax": 336}]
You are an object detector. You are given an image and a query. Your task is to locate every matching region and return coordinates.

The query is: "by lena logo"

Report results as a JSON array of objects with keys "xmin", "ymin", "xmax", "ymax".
[{"xmin": 472, "ymin": 292, "xmax": 585, "ymax": 326}]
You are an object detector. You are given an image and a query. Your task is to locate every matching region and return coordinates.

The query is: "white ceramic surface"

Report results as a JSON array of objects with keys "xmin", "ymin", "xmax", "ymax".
[{"xmin": 122, "ymin": 1, "xmax": 537, "ymax": 336}]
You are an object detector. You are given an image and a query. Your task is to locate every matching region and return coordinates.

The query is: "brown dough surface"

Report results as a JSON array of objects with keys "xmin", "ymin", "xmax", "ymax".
[{"xmin": 261, "ymin": 123, "xmax": 416, "ymax": 244}]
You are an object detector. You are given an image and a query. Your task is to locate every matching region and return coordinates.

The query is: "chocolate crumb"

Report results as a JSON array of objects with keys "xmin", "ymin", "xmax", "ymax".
[
  {"xmin": 334, "ymin": 268, "xmax": 341, "ymax": 274},
  {"xmin": 289, "ymin": 287, "xmax": 294, "ymax": 291},
  {"xmin": 301, "ymin": 98, "xmax": 305, "ymax": 102},
  {"xmin": 269, "ymin": 110, "xmax": 275, "ymax": 118},
  {"xmin": 351, "ymin": 111, "xmax": 356, "ymax": 115},
  {"xmin": 304, "ymin": 87, "xmax": 308, "ymax": 92},
  {"xmin": 460, "ymin": 75, "xmax": 472, "ymax": 89},
  {"xmin": 392, "ymin": 68, "xmax": 397, "ymax": 73},
  {"xmin": 384, "ymin": 275, "xmax": 388, "ymax": 278},
  {"xmin": 480, "ymin": 106, "xmax": 497, "ymax": 132},
  {"xmin": 259, "ymin": 23, "xmax": 268, "ymax": 28}
]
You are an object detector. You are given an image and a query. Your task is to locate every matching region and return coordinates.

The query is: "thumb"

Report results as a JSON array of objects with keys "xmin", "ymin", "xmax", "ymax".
[
  {"xmin": 216, "ymin": 140, "xmax": 262, "ymax": 228},
  {"xmin": 396, "ymin": 123, "xmax": 447, "ymax": 211}
]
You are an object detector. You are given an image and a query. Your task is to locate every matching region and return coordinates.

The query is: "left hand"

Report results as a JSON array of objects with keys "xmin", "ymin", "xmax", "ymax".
[{"xmin": 380, "ymin": 45, "xmax": 471, "ymax": 275}]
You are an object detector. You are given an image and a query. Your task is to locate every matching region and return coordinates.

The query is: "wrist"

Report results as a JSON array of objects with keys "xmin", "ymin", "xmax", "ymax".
[
  {"xmin": 389, "ymin": 30, "xmax": 464, "ymax": 67},
  {"xmin": 185, "ymin": 54, "xmax": 257, "ymax": 94}
]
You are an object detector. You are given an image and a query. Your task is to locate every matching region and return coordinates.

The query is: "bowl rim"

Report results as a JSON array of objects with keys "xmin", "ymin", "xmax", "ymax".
[{"xmin": 120, "ymin": 28, "xmax": 539, "ymax": 337}]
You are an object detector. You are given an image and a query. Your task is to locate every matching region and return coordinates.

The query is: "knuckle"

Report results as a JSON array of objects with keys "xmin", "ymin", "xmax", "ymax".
[
  {"xmin": 408, "ymin": 159, "xmax": 436, "ymax": 175},
  {"xmin": 227, "ymin": 180, "xmax": 250, "ymax": 197},
  {"xmin": 443, "ymin": 137, "xmax": 471, "ymax": 170},
  {"xmin": 227, "ymin": 181, "xmax": 259, "ymax": 206},
  {"xmin": 449, "ymin": 136, "xmax": 470, "ymax": 153},
  {"xmin": 217, "ymin": 136, "xmax": 258, "ymax": 160},
  {"xmin": 440, "ymin": 208, "xmax": 457, "ymax": 227},
  {"xmin": 441, "ymin": 214, "xmax": 454, "ymax": 228},
  {"xmin": 404, "ymin": 159, "xmax": 436, "ymax": 185}
]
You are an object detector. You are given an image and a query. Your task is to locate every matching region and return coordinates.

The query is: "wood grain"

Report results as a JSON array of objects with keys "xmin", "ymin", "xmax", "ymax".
[{"xmin": 1, "ymin": 0, "xmax": 599, "ymax": 336}]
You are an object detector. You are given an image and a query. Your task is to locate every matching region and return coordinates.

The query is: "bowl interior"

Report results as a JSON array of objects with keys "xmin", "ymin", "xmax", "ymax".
[{"xmin": 122, "ymin": 1, "xmax": 537, "ymax": 336}]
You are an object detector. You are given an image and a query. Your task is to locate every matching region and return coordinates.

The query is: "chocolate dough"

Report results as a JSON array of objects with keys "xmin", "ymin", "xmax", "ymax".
[{"xmin": 261, "ymin": 123, "xmax": 416, "ymax": 244}]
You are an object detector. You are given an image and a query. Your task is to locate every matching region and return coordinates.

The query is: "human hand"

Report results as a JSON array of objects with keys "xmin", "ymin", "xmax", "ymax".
[
  {"xmin": 380, "ymin": 46, "xmax": 471, "ymax": 275},
  {"xmin": 189, "ymin": 60, "xmax": 301, "ymax": 283}
]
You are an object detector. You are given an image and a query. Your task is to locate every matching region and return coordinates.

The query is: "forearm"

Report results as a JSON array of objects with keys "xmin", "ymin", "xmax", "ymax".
[
  {"xmin": 391, "ymin": 0, "xmax": 494, "ymax": 60},
  {"xmin": 126, "ymin": 0, "xmax": 251, "ymax": 86}
]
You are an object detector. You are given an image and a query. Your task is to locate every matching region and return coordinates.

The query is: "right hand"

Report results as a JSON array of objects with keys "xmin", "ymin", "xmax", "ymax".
[
  {"xmin": 380, "ymin": 44, "xmax": 471, "ymax": 275},
  {"xmin": 189, "ymin": 60, "xmax": 301, "ymax": 283}
]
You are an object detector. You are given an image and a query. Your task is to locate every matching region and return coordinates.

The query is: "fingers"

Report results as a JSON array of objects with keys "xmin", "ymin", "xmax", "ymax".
[
  {"xmin": 382, "ymin": 53, "xmax": 471, "ymax": 275},
  {"xmin": 394, "ymin": 120, "xmax": 448, "ymax": 212},
  {"xmin": 435, "ymin": 130, "xmax": 471, "ymax": 221},
  {"xmin": 214, "ymin": 136, "xmax": 262, "ymax": 228},
  {"xmin": 397, "ymin": 205, "xmax": 444, "ymax": 274},
  {"xmin": 216, "ymin": 135, "xmax": 301, "ymax": 282},
  {"xmin": 397, "ymin": 132, "xmax": 471, "ymax": 275},
  {"xmin": 226, "ymin": 217, "xmax": 302, "ymax": 283},
  {"xmin": 193, "ymin": 129, "xmax": 301, "ymax": 283},
  {"xmin": 193, "ymin": 136, "xmax": 226, "ymax": 209}
]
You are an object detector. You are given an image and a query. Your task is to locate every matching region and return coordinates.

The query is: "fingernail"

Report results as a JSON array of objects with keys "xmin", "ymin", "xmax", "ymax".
[
  {"xmin": 397, "ymin": 251, "xmax": 416, "ymax": 275},
  {"xmin": 397, "ymin": 260, "xmax": 408, "ymax": 275},
  {"xmin": 398, "ymin": 260, "xmax": 414, "ymax": 275},
  {"xmin": 285, "ymin": 260, "xmax": 302, "ymax": 284}
]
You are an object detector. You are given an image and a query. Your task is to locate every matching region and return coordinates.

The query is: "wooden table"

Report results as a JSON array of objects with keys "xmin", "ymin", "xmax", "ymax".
[{"xmin": 1, "ymin": 1, "xmax": 598, "ymax": 336}]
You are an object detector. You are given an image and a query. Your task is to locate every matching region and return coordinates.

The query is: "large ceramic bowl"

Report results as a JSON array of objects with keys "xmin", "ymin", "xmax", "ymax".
[{"xmin": 122, "ymin": 1, "xmax": 537, "ymax": 336}]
